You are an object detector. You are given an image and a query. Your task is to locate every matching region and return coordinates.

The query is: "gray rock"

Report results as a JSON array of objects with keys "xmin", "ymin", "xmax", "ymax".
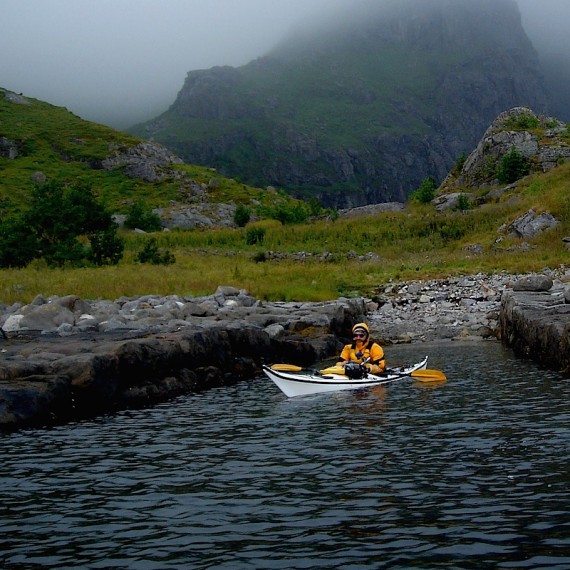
[
  {"xmin": 101, "ymin": 141, "xmax": 183, "ymax": 182},
  {"xmin": 501, "ymin": 288, "xmax": 570, "ymax": 372},
  {"xmin": 2, "ymin": 314, "xmax": 24, "ymax": 332},
  {"xmin": 265, "ymin": 324, "xmax": 286, "ymax": 338},
  {"xmin": 506, "ymin": 210, "xmax": 560, "ymax": 239},
  {"xmin": 19, "ymin": 304, "xmax": 75, "ymax": 332},
  {"xmin": 339, "ymin": 202, "xmax": 405, "ymax": 218},
  {"xmin": 53, "ymin": 295, "xmax": 93, "ymax": 314},
  {"xmin": 432, "ymin": 192, "xmax": 475, "ymax": 212},
  {"xmin": 512, "ymin": 275, "xmax": 554, "ymax": 292}
]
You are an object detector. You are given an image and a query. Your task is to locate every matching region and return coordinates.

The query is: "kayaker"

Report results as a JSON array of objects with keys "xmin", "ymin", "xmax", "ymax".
[{"xmin": 338, "ymin": 322, "xmax": 386, "ymax": 374}]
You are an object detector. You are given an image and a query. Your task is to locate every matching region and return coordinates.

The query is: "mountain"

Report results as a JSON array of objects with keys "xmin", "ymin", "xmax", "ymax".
[{"xmin": 129, "ymin": 0, "xmax": 550, "ymax": 208}]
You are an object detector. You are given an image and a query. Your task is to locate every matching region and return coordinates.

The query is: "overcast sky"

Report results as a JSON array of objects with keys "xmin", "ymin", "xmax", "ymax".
[{"xmin": 1, "ymin": 0, "xmax": 568, "ymax": 128}]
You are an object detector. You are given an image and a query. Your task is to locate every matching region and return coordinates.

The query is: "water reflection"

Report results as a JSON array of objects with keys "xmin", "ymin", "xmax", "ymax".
[{"xmin": 1, "ymin": 341, "xmax": 570, "ymax": 569}]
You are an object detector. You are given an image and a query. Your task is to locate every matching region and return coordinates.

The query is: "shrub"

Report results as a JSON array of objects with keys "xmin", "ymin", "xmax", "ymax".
[
  {"xmin": 455, "ymin": 194, "xmax": 471, "ymax": 211},
  {"xmin": 0, "ymin": 181, "xmax": 123, "ymax": 268},
  {"xmin": 497, "ymin": 147, "xmax": 530, "ymax": 184},
  {"xmin": 409, "ymin": 177, "xmax": 437, "ymax": 204},
  {"xmin": 136, "ymin": 238, "xmax": 176, "ymax": 265},
  {"xmin": 268, "ymin": 203, "xmax": 309, "ymax": 224},
  {"xmin": 88, "ymin": 229, "xmax": 125, "ymax": 266},
  {"xmin": 308, "ymin": 197, "xmax": 323, "ymax": 217},
  {"xmin": 246, "ymin": 227, "xmax": 265, "ymax": 245},
  {"xmin": 233, "ymin": 204, "xmax": 251, "ymax": 227},
  {"xmin": 452, "ymin": 153, "xmax": 467, "ymax": 175},
  {"xmin": 0, "ymin": 216, "xmax": 38, "ymax": 268},
  {"xmin": 124, "ymin": 201, "xmax": 162, "ymax": 232},
  {"xmin": 503, "ymin": 112, "xmax": 540, "ymax": 131}
]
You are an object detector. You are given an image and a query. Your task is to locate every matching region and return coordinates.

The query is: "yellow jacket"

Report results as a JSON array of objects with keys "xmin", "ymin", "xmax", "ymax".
[{"xmin": 339, "ymin": 340, "xmax": 385, "ymax": 374}]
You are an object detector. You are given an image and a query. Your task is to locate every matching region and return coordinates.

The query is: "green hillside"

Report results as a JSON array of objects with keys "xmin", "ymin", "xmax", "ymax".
[{"xmin": 0, "ymin": 88, "xmax": 300, "ymax": 217}]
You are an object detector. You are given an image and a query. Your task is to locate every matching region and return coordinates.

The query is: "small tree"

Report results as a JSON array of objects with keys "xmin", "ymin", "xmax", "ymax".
[
  {"xmin": 455, "ymin": 193, "xmax": 471, "ymax": 211},
  {"xmin": 124, "ymin": 201, "xmax": 162, "ymax": 232},
  {"xmin": 136, "ymin": 238, "xmax": 175, "ymax": 265},
  {"xmin": 0, "ymin": 216, "xmax": 38, "ymax": 268},
  {"xmin": 452, "ymin": 153, "xmax": 467, "ymax": 175},
  {"xmin": 234, "ymin": 204, "xmax": 251, "ymax": 227},
  {"xmin": 89, "ymin": 229, "xmax": 125, "ymax": 266},
  {"xmin": 497, "ymin": 147, "xmax": 530, "ymax": 184},
  {"xmin": 409, "ymin": 177, "xmax": 437, "ymax": 204},
  {"xmin": 308, "ymin": 197, "xmax": 323, "ymax": 217},
  {"xmin": 0, "ymin": 180, "xmax": 124, "ymax": 268}
]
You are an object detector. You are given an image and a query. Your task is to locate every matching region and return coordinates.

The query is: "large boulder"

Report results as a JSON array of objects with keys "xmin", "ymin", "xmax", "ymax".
[
  {"xmin": 19, "ymin": 303, "xmax": 75, "ymax": 332},
  {"xmin": 512, "ymin": 274, "xmax": 554, "ymax": 292},
  {"xmin": 503, "ymin": 210, "xmax": 560, "ymax": 239}
]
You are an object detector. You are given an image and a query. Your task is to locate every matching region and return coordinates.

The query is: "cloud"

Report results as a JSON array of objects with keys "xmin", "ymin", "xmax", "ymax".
[
  {"xmin": 1, "ymin": 0, "xmax": 568, "ymax": 128},
  {"xmin": 1, "ymin": 0, "xmax": 343, "ymax": 127},
  {"xmin": 516, "ymin": 0, "xmax": 570, "ymax": 55}
]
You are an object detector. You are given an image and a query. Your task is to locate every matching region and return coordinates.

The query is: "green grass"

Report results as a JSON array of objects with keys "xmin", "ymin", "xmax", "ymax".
[{"xmin": 2, "ymin": 161, "xmax": 569, "ymax": 305}]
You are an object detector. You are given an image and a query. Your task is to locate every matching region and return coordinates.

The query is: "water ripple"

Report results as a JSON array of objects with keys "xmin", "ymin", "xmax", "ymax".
[{"xmin": 2, "ymin": 342, "xmax": 570, "ymax": 569}]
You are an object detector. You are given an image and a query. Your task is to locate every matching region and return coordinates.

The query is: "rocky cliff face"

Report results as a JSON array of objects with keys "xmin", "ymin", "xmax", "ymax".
[
  {"xmin": 131, "ymin": 0, "xmax": 549, "ymax": 208},
  {"xmin": 440, "ymin": 106, "xmax": 570, "ymax": 192}
]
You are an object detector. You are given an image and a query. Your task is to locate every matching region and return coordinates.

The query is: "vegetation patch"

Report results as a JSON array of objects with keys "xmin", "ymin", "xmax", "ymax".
[
  {"xmin": 0, "ymin": 181, "xmax": 123, "ymax": 269},
  {"xmin": 502, "ymin": 112, "xmax": 541, "ymax": 131}
]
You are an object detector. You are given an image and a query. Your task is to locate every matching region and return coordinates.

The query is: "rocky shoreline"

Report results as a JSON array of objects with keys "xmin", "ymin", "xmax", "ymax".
[
  {"xmin": 0, "ymin": 288, "xmax": 365, "ymax": 432},
  {"xmin": 1, "ymin": 271, "xmax": 569, "ymax": 432}
]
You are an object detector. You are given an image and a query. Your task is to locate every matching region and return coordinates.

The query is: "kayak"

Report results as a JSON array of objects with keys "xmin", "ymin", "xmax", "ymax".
[{"xmin": 263, "ymin": 356, "xmax": 436, "ymax": 397}]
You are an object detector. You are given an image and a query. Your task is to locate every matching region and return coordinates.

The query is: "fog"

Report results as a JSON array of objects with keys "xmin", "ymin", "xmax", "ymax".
[
  {"xmin": 517, "ymin": 0, "xmax": 570, "ymax": 56},
  {"xmin": 1, "ymin": 0, "xmax": 568, "ymax": 128}
]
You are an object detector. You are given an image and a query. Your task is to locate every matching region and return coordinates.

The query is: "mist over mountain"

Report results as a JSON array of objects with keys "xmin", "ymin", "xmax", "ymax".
[{"xmin": 130, "ymin": 0, "xmax": 552, "ymax": 208}]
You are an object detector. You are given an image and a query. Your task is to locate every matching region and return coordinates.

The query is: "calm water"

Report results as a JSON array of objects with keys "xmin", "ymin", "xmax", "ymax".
[{"xmin": 2, "ymin": 342, "xmax": 569, "ymax": 569}]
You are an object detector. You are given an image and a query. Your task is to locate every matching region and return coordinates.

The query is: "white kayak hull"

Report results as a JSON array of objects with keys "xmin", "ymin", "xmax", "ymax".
[{"xmin": 263, "ymin": 356, "xmax": 429, "ymax": 397}]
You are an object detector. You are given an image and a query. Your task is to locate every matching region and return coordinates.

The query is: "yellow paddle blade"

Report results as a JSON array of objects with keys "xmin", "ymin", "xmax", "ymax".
[
  {"xmin": 320, "ymin": 366, "xmax": 347, "ymax": 375},
  {"xmin": 270, "ymin": 364, "xmax": 303, "ymax": 372},
  {"xmin": 410, "ymin": 369, "xmax": 447, "ymax": 382}
]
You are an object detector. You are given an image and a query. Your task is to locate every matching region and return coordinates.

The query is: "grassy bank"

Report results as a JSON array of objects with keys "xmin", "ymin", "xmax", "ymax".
[{"xmin": 2, "ymin": 162, "xmax": 569, "ymax": 305}]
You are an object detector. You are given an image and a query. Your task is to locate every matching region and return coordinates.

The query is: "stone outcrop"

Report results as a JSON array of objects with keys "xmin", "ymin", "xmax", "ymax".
[
  {"xmin": 441, "ymin": 107, "xmax": 570, "ymax": 192},
  {"xmin": 0, "ymin": 288, "xmax": 365, "ymax": 431},
  {"xmin": 0, "ymin": 324, "xmax": 340, "ymax": 432},
  {"xmin": 368, "ymin": 273, "xmax": 508, "ymax": 343},
  {"xmin": 0, "ymin": 287, "xmax": 361, "ymax": 337},
  {"xmin": 0, "ymin": 136, "xmax": 20, "ymax": 159},
  {"xmin": 499, "ymin": 210, "xmax": 560, "ymax": 240},
  {"xmin": 101, "ymin": 141, "xmax": 184, "ymax": 182},
  {"xmin": 500, "ymin": 276, "xmax": 570, "ymax": 373},
  {"xmin": 338, "ymin": 202, "xmax": 405, "ymax": 218}
]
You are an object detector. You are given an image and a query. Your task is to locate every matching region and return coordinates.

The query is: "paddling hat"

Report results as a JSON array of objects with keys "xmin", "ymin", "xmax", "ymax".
[{"xmin": 352, "ymin": 323, "xmax": 369, "ymax": 337}]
